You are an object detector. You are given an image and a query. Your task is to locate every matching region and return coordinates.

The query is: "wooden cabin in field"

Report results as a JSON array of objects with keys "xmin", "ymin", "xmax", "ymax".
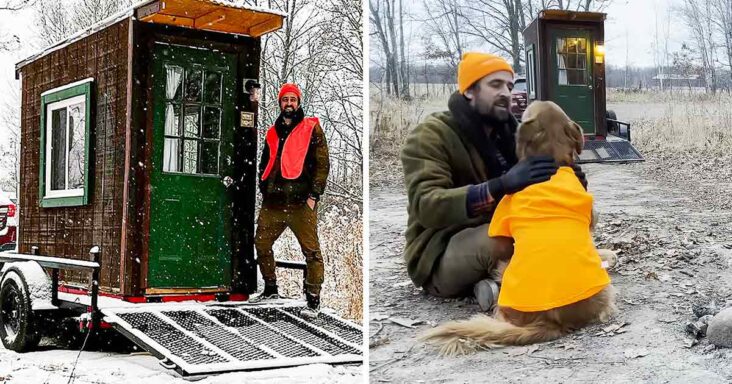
[
  {"xmin": 14, "ymin": 0, "xmax": 285, "ymax": 299},
  {"xmin": 523, "ymin": 10, "xmax": 607, "ymax": 138},
  {"xmin": 523, "ymin": 10, "xmax": 643, "ymax": 163}
]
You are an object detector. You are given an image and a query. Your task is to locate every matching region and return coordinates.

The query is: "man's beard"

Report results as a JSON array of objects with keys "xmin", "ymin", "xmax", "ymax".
[
  {"xmin": 281, "ymin": 107, "xmax": 297, "ymax": 119},
  {"xmin": 476, "ymin": 99, "xmax": 511, "ymax": 123}
]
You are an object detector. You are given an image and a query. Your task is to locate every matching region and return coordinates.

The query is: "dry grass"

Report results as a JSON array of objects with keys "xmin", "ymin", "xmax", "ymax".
[
  {"xmin": 628, "ymin": 93, "xmax": 732, "ymax": 157},
  {"xmin": 271, "ymin": 200, "xmax": 363, "ymax": 322},
  {"xmin": 369, "ymin": 86, "xmax": 453, "ymax": 186},
  {"xmin": 607, "ymin": 87, "xmax": 732, "ymax": 104}
]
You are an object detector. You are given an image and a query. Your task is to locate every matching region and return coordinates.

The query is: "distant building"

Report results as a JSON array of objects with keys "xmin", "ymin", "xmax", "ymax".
[{"xmin": 651, "ymin": 73, "xmax": 704, "ymax": 89}]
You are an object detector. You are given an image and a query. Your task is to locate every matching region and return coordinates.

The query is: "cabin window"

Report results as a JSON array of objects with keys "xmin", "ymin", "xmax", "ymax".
[
  {"xmin": 556, "ymin": 37, "xmax": 587, "ymax": 86},
  {"xmin": 527, "ymin": 44, "xmax": 536, "ymax": 99},
  {"xmin": 163, "ymin": 64, "xmax": 222, "ymax": 175},
  {"xmin": 39, "ymin": 78, "xmax": 93, "ymax": 207}
]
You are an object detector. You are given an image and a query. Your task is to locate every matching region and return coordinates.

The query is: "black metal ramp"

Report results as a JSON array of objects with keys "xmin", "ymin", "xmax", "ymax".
[
  {"xmin": 578, "ymin": 135, "xmax": 644, "ymax": 164},
  {"xmin": 101, "ymin": 303, "xmax": 363, "ymax": 375}
]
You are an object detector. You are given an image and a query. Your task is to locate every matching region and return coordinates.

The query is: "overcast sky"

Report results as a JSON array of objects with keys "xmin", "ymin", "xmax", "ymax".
[
  {"xmin": 604, "ymin": 0, "xmax": 687, "ymax": 68},
  {"xmin": 370, "ymin": 0, "xmax": 689, "ymax": 69}
]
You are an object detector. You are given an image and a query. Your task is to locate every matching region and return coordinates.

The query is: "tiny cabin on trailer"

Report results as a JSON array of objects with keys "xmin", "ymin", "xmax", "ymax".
[
  {"xmin": 14, "ymin": 0, "xmax": 285, "ymax": 299},
  {"xmin": 523, "ymin": 10, "xmax": 643, "ymax": 162},
  {"xmin": 523, "ymin": 10, "xmax": 607, "ymax": 137}
]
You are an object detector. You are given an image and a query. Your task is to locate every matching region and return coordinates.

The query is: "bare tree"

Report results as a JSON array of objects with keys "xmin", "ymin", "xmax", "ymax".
[
  {"xmin": 35, "ymin": 0, "xmax": 132, "ymax": 45},
  {"xmin": 0, "ymin": 0, "xmax": 35, "ymax": 50},
  {"xmin": 0, "ymin": 83, "xmax": 20, "ymax": 195},
  {"xmin": 710, "ymin": 0, "xmax": 732, "ymax": 86},
  {"xmin": 459, "ymin": 0, "xmax": 526, "ymax": 72},
  {"xmin": 672, "ymin": 43, "xmax": 700, "ymax": 92},
  {"xmin": 422, "ymin": 0, "xmax": 464, "ymax": 78},
  {"xmin": 370, "ymin": 0, "xmax": 401, "ymax": 96},
  {"xmin": 539, "ymin": 0, "xmax": 612, "ymax": 10},
  {"xmin": 682, "ymin": 0, "xmax": 719, "ymax": 93}
]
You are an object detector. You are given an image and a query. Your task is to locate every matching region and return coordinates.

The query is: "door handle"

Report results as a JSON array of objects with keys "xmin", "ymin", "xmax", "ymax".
[{"xmin": 222, "ymin": 176, "xmax": 234, "ymax": 188}]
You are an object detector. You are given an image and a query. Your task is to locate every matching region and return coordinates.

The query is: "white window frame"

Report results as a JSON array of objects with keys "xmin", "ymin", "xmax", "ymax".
[{"xmin": 44, "ymin": 94, "xmax": 87, "ymax": 199}]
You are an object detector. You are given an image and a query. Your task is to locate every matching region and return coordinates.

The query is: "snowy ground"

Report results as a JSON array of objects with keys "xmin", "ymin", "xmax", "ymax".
[
  {"xmin": 0, "ymin": 343, "xmax": 362, "ymax": 383},
  {"xmin": 368, "ymin": 101, "xmax": 732, "ymax": 383}
]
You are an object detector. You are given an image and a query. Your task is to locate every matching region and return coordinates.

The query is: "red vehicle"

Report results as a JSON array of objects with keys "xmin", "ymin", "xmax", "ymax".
[
  {"xmin": 511, "ymin": 76, "xmax": 528, "ymax": 120},
  {"xmin": 0, "ymin": 191, "xmax": 16, "ymax": 250}
]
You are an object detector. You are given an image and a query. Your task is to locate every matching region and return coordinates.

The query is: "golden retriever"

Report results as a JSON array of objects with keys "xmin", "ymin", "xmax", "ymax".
[{"xmin": 420, "ymin": 101, "xmax": 617, "ymax": 355}]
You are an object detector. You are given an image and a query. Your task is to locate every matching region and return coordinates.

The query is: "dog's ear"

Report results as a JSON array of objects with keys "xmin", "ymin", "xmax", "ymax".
[
  {"xmin": 517, "ymin": 117, "xmax": 545, "ymax": 160},
  {"xmin": 564, "ymin": 121, "xmax": 584, "ymax": 156}
]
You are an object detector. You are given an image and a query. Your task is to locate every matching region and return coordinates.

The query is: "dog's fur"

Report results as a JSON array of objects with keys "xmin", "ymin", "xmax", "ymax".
[{"xmin": 421, "ymin": 101, "xmax": 617, "ymax": 355}]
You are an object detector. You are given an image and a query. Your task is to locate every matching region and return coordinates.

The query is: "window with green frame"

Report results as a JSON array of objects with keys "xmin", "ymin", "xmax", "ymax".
[{"xmin": 39, "ymin": 78, "xmax": 93, "ymax": 208}]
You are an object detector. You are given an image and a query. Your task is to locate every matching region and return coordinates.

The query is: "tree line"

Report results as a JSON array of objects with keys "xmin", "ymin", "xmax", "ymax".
[{"xmin": 370, "ymin": 0, "xmax": 612, "ymax": 99}]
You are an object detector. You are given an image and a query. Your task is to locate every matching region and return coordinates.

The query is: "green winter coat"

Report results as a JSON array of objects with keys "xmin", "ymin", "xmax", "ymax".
[{"xmin": 400, "ymin": 93, "xmax": 518, "ymax": 287}]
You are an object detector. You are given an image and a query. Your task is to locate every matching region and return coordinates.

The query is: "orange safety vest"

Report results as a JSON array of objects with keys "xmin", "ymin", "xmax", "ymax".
[{"xmin": 261, "ymin": 117, "xmax": 319, "ymax": 181}]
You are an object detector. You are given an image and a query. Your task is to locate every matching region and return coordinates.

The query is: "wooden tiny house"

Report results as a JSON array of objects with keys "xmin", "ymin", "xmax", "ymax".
[
  {"xmin": 523, "ymin": 10, "xmax": 607, "ymax": 137},
  {"xmin": 14, "ymin": 0, "xmax": 285, "ymax": 298}
]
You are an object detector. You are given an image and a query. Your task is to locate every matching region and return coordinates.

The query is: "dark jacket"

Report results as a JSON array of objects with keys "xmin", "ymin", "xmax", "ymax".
[
  {"xmin": 400, "ymin": 92, "xmax": 518, "ymax": 286},
  {"xmin": 259, "ymin": 108, "xmax": 330, "ymax": 205}
]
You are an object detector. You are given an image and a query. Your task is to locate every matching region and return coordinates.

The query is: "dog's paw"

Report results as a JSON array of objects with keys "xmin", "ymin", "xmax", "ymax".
[{"xmin": 597, "ymin": 249, "xmax": 618, "ymax": 270}]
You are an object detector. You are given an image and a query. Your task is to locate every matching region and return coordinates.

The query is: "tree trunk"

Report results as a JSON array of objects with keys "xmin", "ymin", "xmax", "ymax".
[{"xmin": 399, "ymin": 0, "xmax": 409, "ymax": 97}]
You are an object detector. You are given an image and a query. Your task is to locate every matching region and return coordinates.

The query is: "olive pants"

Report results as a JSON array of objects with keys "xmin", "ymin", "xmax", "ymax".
[
  {"xmin": 424, "ymin": 224, "xmax": 513, "ymax": 297},
  {"xmin": 254, "ymin": 202, "xmax": 324, "ymax": 296}
]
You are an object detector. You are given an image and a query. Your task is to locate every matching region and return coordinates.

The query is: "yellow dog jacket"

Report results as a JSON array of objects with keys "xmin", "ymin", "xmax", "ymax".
[{"xmin": 488, "ymin": 166, "xmax": 610, "ymax": 312}]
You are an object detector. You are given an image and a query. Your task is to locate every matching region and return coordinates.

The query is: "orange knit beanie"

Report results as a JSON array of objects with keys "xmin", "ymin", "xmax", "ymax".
[
  {"xmin": 458, "ymin": 52, "xmax": 514, "ymax": 94},
  {"xmin": 278, "ymin": 83, "xmax": 302, "ymax": 101}
]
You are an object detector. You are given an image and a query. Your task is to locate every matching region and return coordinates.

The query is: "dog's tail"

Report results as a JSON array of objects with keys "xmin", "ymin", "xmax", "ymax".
[{"xmin": 419, "ymin": 314, "xmax": 564, "ymax": 355}]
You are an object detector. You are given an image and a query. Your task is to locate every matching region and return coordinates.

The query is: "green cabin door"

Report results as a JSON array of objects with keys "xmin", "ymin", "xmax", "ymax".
[
  {"xmin": 148, "ymin": 44, "xmax": 236, "ymax": 289},
  {"xmin": 549, "ymin": 29, "xmax": 595, "ymax": 134}
]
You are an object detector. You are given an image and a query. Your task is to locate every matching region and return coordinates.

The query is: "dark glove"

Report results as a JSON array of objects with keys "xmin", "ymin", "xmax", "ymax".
[
  {"xmin": 571, "ymin": 163, "xmax": 588, "ymax": 190},
  {"xmin": 487, "ymin": 155, "xmax": 558, "ymax": 201}
]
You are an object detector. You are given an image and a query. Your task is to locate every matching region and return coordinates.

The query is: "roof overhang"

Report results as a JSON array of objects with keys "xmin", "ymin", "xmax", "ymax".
[
  {"xmin": 538, "ymin": 10, "xmax": 606, "ymax": 22},
  {"xmin": 16, "ymin": 0, "xmax": 285, "ymax": 76},
  {"xmin": 135, "ymin": 0, "xmax": 286, "ymax": 38}
]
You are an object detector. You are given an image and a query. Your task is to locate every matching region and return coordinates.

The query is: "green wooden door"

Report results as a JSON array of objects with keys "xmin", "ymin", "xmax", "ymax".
[
  {"xmin": 148, "ymin": 44, "xmax": 236, "ymax": 289},
  {"xmin": 549, "ymin": 29, "xmax": 595, "ymax": 134}
]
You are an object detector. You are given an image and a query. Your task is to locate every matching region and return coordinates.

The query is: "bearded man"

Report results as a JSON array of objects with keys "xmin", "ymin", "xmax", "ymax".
[
  {"xmin": 401, "ymin": 52, "xmax": 587, "ymax": 310},
  {"xmin": 250, "ymin": 83, "xmax": 330, "ymax": 319}
]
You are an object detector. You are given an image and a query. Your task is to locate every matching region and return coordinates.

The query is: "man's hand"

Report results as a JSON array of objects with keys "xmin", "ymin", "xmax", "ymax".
[
  {"xmin": 307, "ymin": 197, "xmax": 316, "ymax": 210},
  {"xmin": 487, "ymin": 155, "xmax": 558, "ymax": 200}
]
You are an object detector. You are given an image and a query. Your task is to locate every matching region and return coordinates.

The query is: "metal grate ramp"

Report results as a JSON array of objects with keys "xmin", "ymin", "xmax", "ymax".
[
  {"xmin": 578, "ymin": 136, "xmax": 644, "ymax": 164},
  {"xmin": 102, "ymin": 303, "xmax": 363, "ymax": 376}
]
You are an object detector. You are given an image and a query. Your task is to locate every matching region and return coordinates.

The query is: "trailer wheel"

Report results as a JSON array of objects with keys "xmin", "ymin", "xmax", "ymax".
[{"xmin": 0, "ymin": 270, "xmax": 41, "ymax": 352}]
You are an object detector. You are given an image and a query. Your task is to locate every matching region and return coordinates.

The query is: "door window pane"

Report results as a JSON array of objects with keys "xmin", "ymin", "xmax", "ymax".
[
  {"xmin": 185, "ymin": 69, "xmax": 202, "ymax": 102},
  {"xmin": 557, "ymin": 37, "xmax": 588, "ymax": 86},
  {"xmin": 50, "ymin": 108, "xmax": 67, "ymax": 190},
  {"xmin": 201, "ymin": 141, "xmax": 219, "ymax": 174},
  {"xmin": 183, "ymin": 140, "xmax": 198, "ymax": 174},
  {"xmin": 165, "ymin": 65, "xmax": 183, "ymax": 100},
  {"xmin": 67, "ymin": 103, "xmax": 85, "ymax": 189},
  {"xmin": 163, "ymin": 138, "xmax": 180, "ymax": 172},
  {"xmin": 165, "ymin": 103, "xmax": 181, "ymax": 136},
  {"xmin": 204, "ymin": 72, "xmax": 222, "ymax": 104},
  {"xmin": 183, "ymin": 106, "xmax": 200, "ymax": 137},
  {"xmin": 202, "ymin": 107, "xmax": 220, "ymax": 139}
]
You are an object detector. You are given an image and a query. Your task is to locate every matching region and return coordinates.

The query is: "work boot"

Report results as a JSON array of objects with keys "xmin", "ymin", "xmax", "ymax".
[
  {"xmin": 249, "ymin": 282, "xmax": 280, "ymax": 303},
  {"xmin": 300, "ymin": 292, "xmax": 320, "ymax": 319},
  {"xmin": 474, "ymin": 279, "xmax": 500, "ymax": 312}
]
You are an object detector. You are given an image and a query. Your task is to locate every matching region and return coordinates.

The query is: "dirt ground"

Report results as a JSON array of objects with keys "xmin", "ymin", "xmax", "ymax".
[{"xmin": 368, "ymin": 103, "xmax": 732, "ymax": 383}]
